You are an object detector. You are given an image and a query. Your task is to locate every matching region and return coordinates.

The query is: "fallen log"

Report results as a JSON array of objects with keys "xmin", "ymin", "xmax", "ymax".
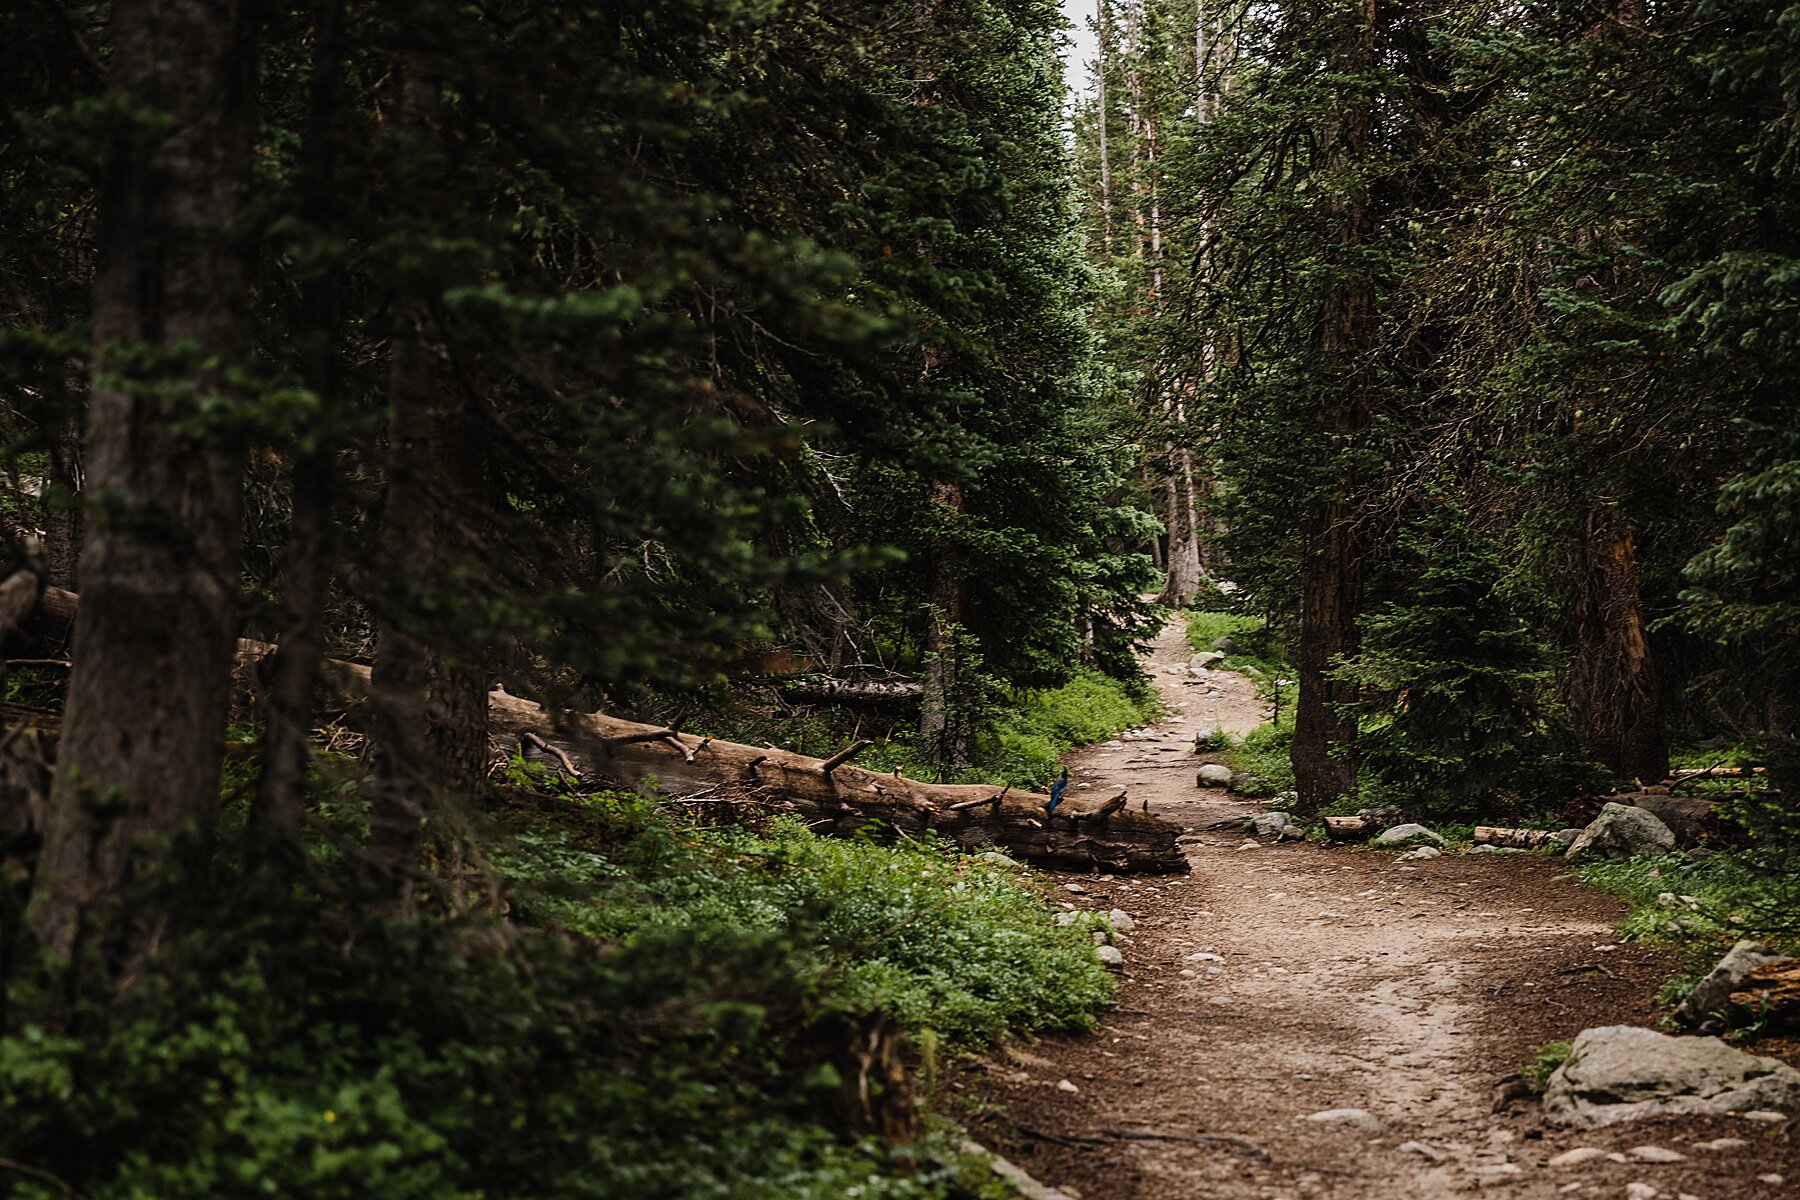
[
  {"xmin": 777, "ymin": 677, "xmax": 922, "ymax": 707},
  {"xmin": 1323, "ymin": 816, "xmax": 1374, "ymax": 841},
  {"xmin": 1730, "ymin": 961, "xmax": 1800, "ymax": 1028},
  {"xmin": 481, "ymin": 691, "xmax": 1187, "ymax": 874},
  {"xmin": 1472, "ymin": 826, "xmax": 1563, "ymax": 850},
  {"xmin": 19, "ymin": 586, "xmax": 1188, "ymax": 873}
]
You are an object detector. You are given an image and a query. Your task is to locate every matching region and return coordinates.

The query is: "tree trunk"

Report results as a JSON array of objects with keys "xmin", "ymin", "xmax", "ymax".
[
  {"xmin": 1292, "ymin": 498, "xmax": 1363, "ymax": 812},
  {"xmin": 1157, "ymin": 443, "xmax": 1204, "ymax": 605},
  {"xmin": 29, "ymin": 0, "xmax": 255, "ymax": 961},
  {"xmin": 367, "ymin": 59, "xmax": 488, "ymax": 887},
  {"xmin": 254, "ymin": 0, "xmax": 344, "ymax": 849},
  {"xmin": 42, "ymin": 404, "xmax": 82, "ymax": 590},
  {"xmin": 1289, "ymin": 0, "xmax": 1374, "ymax": 816},
  {"xmin": 1568, "ymin": 501, "xmax": 1667, "ymax": 782},
  {"xmin": 1096, "ymin": 0, "xmax": 1112, "ymax": 254},
  {"xmin": 919, "ymin": 481, "xmax": 969, "ymax": 772}
]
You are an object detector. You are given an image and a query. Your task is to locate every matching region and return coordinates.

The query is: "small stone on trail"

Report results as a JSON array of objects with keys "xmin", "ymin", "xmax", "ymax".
[
  {"xmin": 1627, "ymin": 1146, "xmax": 1686, "ymax": 1163},
  {"xmin": 1249, "ymin": 812, "xmax": 1295, "ymax": 837},
  {"xmin": 1759, "ymin": 1173, "xmax": 1785, "ymax": 1184},
  {"xmin": 1238, "ymin": 840, "xmax": 1262, "ymax": 850},
  {"xmin": 1301, "ymin": 1108, "xmax": 1382, "ymax": 1132},
  {"xmin": 1094, "ymin": 945, "xmax": 1123, "ymax": 967},
  {"xmin": 1474, "ymin": 1163, "xmax": 1521, "ymax": 1177},
  {"xmin": 1624, "ymin": 1184, "xmax": 1659, "ymax": 1200},
  {"xmin": 1400, "ymin": 846, "xmax": 1441, "ymax": 860},
  {"xmin": 1739, "ymin": 1111, "xmax": 1787, "ymax": 1123},
  {"xmin": 1690, "ymin": 1137, "xmax": 1745, "ymax": 1152},
  {"xmin": 1399, "ymin": 1140, "xmax": 1446, "ymax": 1162},
  {"xmin": 1108, "ymin": 908, "xmax": 1136, "ymax": 932},
  {"xmin": 1556, "ymin": 1186, "xmax": 1582, "ymax": 1196},
  {"xmin": 1057, "ymin": 1079, "xmax": 1079, "ymax": 1093},
  {"xmin": 1198, "ymin": 763, "xmax": 1235, "ymax": 787},
  {"xmin": 1547, "ymin": 1148, "xmax": 1608, "ymax": 1167},
  {"xmin": 1185, "ymin": 949, "xmax": 1223, "ymax": 962},
  {"xmin": 1064, "ymin": 883, "xmax": 1086, "ymax": 894}
]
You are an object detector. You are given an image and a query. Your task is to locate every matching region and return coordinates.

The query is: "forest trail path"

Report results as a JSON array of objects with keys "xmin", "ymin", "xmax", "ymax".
[{"xmin": 968, "ymin": 618, "xmax": 1791, "ymax": 1200}]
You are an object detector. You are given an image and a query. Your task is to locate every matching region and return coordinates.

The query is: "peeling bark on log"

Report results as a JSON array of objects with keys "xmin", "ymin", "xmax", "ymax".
[
  {"xmin": 1472, "ymin": 826, "xmax": 1562, "ymax": 849},
  {"xmin": 1730, "ymin": 961, "xmax": 1800, "ymax": 1027},
  {"xmin": 1323, "ymin": 815, "xmax": 1373, "ymax": 840},
  {"xmin": 777, "ymin": 677, "xmax": 922, "ymax": 706}
]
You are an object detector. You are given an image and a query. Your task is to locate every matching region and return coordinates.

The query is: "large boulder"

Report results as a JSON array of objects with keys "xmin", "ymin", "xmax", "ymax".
[
  {"xmin": 1373, "ymin": 823, "xmax": 1445, "ymax": 848},
  {"xmin": 1565, "ymin": 803, "xmax": 1676, "ymax": 861},
  {"xmin": 1542, "ymin": 1025, "xmax": 1800, "ymax": 1128},
  {"xmin": 1677, "ymin": 940, "xmax": 1793, "ymax": 1025}
]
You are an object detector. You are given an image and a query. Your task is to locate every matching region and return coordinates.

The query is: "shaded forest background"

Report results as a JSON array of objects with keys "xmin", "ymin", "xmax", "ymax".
[{"xmin": 0, "ymin": 0, "xmax": 1796, "ymax": 1197}]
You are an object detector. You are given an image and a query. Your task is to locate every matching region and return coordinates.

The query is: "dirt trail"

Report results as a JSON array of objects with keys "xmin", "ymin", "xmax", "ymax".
[{"xmin": 966, "ymin": 619, "xmax": 1796, "ymax": 1200}]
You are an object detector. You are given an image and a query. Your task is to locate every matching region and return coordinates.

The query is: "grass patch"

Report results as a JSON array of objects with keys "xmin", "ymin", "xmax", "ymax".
[
  {"xmin": 1569, "ymin": 851, "xmax": 1797, "ymax": 962},
  {"xmin": 1522, "ymin": 1039, "xmax": 1572, "ymax": 1090}
]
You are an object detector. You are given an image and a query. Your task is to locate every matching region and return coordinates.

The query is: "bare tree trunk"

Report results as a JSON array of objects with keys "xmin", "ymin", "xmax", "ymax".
[
  {"xmin": 253, "ymin": 0, "xmax": 344, "ymax": 849},
  {"xmin": 367, "ymin": 59, "xmax": 488, "ymax": 891},
  {"xmin": 42, "ymin": 397, "xmax": 82, "ymax": 590},
  {"xmin": 919, "ymin": 481, "xmax": 969, "ymax": 772},
  {"xmin": 30, "ymin": 0, "xmax": 255, "ymax": 961},
  {"xmin": 1290, "ymin": 0, "xmax": 1374, "ymax": 815},
  {"xmin": 1568, "ymin": 500, "xmax": 1667, "ymax": 782},
  {"xmin": 1097, "ymin": 0, "xmax": 1113, "ymax": 254}
]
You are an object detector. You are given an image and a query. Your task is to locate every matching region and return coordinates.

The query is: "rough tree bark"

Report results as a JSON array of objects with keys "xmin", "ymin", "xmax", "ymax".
[
  {"xmin": 29, "ymin": 0, "xmax": 256, "ymax": 960},
  {"xmin": 254, "ymin": 0, "xmax": 344, "ymax": 848},
  {"xmin": 43, "ymin": 403, "xmax": 82, "ymax": 590},
  {"xmin": 1568, "ymin": 500, "xmax": 1667, "ymax": 783},
  {"xmin": 919, "ymin": 481, "xmax": 970, "ymax": 772},
  {"xmin": 1290, "ymin": 0, "xmax": 1374, "ymax": 816},
  {"xmin": 367, "ymin": 57, "xmax": 488, "ymax": 886}
]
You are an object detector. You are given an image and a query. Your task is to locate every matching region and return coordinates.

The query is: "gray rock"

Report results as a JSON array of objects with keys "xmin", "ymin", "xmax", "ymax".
[
  {"xmin": 1249, "ymin": 812, "xmax": 1295, "ymax": 838},
  {"xmin": 1373, "ymin": 823, "xmax": 1445, "ymax": 848},
  {"xmin": 1547, "ymin": 1147, "xmax": 1607, "ymax": 1167},
  {"xmin": 1228, "ymin": 772, "xmax": 1269, "ymax": 797},
  {"xmin": 1278, "ymin": 822, "xmax": 1307, "ymax": 842},
  {"xmin": 1053, "ymin": 910, "xmax": 1085, "ymax": 927},
  {"xmin": 1550, "ymin": 828, "xmax": 1585, "ymax": 848},
  {"xmin": 977, "ymin": 850, "xmax": 1024, "ymax": 870},
  {"xmin": 1399, "ymin": 846, "xmax": 1441, "ymax": 861},
  {"xmin": 1398, "ymin": 1140, "xmax": 1445, "ymax": 1162},
  {"xmin": 1107, "ymin": 908, "xmax": 1136, "ymax": 933},
  {"xmin": 1094, "ymin": 944, "xmax": 1124, "ymax": 967},
  {"xmin": 1191, "ymin": 652, "xmax": 1226, "ymax": 669},
  {"xmin": 1197, "ymin": 763, "xmax": 1235, "ymax": 788},
  {"xmin": 1542, "ymin": 1025, "xmax": 1800, "ymax": 1128},
  {"xmin": 1468, "ymin": 844, "xmax": 1522, "ymax": 855},
  {"xmin": 1355, "ymin": 804, "xmax": 1407, "ymax": 826},
  {"xmin": 1211, "ymin": 635, "xmax": 1240, "ymax": 655},
  {"xmin": 1565, "ymin": 803, "xmax": 1677, "ymax": 862},
  {"xmin": 1300, "ymin": 1107, "xmax": 1382, "ymax": 1132},
  {"xmin": 1676, "ymin": 939, "xmax": 1793, "ymax": 1025}
]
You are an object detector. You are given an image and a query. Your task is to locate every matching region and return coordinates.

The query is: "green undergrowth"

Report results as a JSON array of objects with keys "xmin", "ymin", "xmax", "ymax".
[
  {"xmin": 1570, "ymin": 851, "xmax": 1798, "ymax": 1009},
  {"xmin": 0, "ymin": 774, "xmax": 1111, "ymax": 1200}
]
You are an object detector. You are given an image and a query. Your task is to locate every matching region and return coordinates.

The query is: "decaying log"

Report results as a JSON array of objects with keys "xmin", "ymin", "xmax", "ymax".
[
  {"xmin": 1472, "ymin": 826, "xmax": 1562, "ymax": 850},
  {"xmin": 1729, "ymin": 961, "xmax": 1800, "ymax": 1027},
  {"xmin": 777, "ymin": 677, "xmax": 922, "ymax": 707},
  {"xmin": 479, "ymin": 692, "xmax": 1187, "ymax": 873},
  {"xmin": 1323, "ymin": 815, "xmax": 1373, "ymax": 840}
]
